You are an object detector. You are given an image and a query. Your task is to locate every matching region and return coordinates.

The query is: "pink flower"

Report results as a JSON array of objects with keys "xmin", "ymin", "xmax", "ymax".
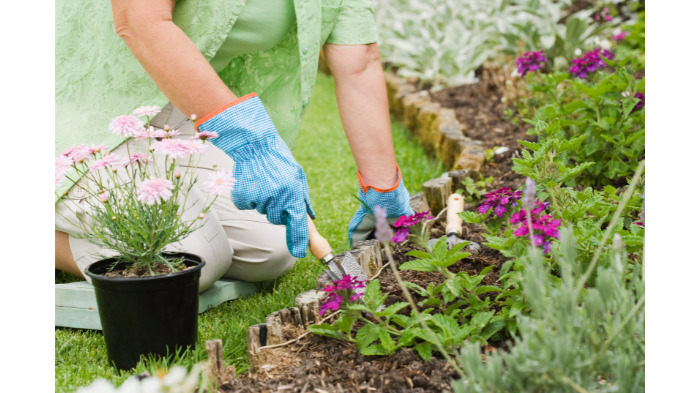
[
  {"xmin": 99, "ymin": 191, "xmax": 109, "ymax": 203},
  {"xmin": 151, "ymin": 139, "xmax": 206, "ymax": 158},
  {"xmin": 88, "ymin": 153, "xmax": 123, "ymax": 172},
  {"xmin": 55, "ymin": 155, "xmax": 73, "ymax": 187},
  {"xmin": 132, "ymin": 105, "xmax": 161, "ymax": 118},
  {"xmin": 130, "ymin": 153, "xmax": 153, "ymax": 166},
  {"xmin": 202, "ymin": 170, "xmax": 235, "ymax": 196},
  {"xmin": 88, "ymin": 144, "xmax": 107, "ymax": 155},
  {"xmin": 611, "ymin": 30, "xmax": 630, "ymax": 41},
  {"xmin": 61, "ymin": 144, "xmax": 92, "ymax": 164},
  {"xmin": 134, "ymin": 126, "xmax": 167, "ymax": 140},
  {"xmin": 164, "ymin": 129, "xmax": 180, "ymax": 138},
  {"xmin": 193, "ymin": 131, "xmax": 219, "ymax": 141},
  {"xmin": 109, "ymin": 115, "xmax": 144, "ymax": 137},
  {"xmin": 137, "ymin": 177, "xmax": 174, "ymax": 206}
]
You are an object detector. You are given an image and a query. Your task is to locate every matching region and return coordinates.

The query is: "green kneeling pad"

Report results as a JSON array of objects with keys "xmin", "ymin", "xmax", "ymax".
[{"xmin": 55, "ymin": 279, "xmax": 271, "ymax": 330}]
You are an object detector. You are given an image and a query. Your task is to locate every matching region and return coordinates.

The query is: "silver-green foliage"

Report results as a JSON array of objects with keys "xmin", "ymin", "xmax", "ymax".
[
  {"xmin": 374, "ymin": 0, "xmax": 608, "ymax": 89},
  {"xmin": 452, "ymin": 227, "xmax": 645, "ymax": 392}
]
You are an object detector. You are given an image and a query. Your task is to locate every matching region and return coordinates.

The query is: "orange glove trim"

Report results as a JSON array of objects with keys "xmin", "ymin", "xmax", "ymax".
[
  {"xmin": 194, "ymin": 92, "xmax": 258, "ymax": 131},
  {"xmin": 358, "ymin": 165, "xmax": 402, "ymax": 193}
]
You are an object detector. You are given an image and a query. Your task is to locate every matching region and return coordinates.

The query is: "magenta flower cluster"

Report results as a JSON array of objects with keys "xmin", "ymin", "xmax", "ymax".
[
  {"xmin": 569, "ymin": 48, "xmax": 615, "ymax": 79},
  {"xmin": 516, "ymin": 50, "xmax": 547, "ymax": 77},
  {"xmin": 611, "ymin": 31, "xmax": 630, "ymax": 41},
  {"xmin": 319, "ymin": 275, "xmax": 366, "ymax": 316},
  {"xmin": 594, "ymin": 7, "xmax": 612, "ymax": 22},
  {"xmin": 509, "ymin": 200, "xmax": 561, "ymax": 254},
  {"xmin": 634, "ymin": 92, "xmax": 645, "ymax": 110},
  {"xmin": 478, "ymin": 187, "xmax": 522, "ymax": 219},
  {"xmin": 391, "ymin": 211, "xmax": 433, "ymax": 243}
]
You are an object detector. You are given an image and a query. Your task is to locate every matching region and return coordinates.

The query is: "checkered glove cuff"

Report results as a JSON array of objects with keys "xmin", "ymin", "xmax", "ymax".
[
  {"xmin": 197, "ymin": 94, "xmax": 315, "ymax": 258},
  {"xmin": 348, "ymin": 169, "xmax": 413, "ymax": 245}
]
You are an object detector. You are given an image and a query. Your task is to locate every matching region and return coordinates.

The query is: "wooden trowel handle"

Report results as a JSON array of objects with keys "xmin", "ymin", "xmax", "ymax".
[
  {"xmin": 445, "ymin": 193, "xmax": 465, "ymax": 236},
  {"xmin": 307, "ymin": 215, "xmax": 334, "ymax": 262}
]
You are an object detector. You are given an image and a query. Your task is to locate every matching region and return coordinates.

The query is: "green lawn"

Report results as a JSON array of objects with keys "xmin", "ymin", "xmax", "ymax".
[{"xmin": 54, "ymin": 72, "xmax": 444, "ymax": 393}]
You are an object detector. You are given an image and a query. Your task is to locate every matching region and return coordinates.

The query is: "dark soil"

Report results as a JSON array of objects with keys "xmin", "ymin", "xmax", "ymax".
[
  {"xmin": 219, "ymin": 70, "xmax": 518, "ymax": 392},
  {"xmin": 430, "ymin": 65, "xmax": 534, "ymax": 194},
  {"xmin": 102, "ymin": 262, "xmax": 190, "ymax": 278},
  {"xmin": 223, "ymin": 219, "xmax": 508, "ymax": 392}
]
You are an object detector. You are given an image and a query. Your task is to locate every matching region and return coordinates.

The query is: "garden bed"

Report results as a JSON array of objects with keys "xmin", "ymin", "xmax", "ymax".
[
  {"xmin": 222, "ymin": 217, "xmax": 506, "ymax": 393},
  {"xmin": 214, "ymin": 67, "xmax": 527, "ymax": 392}
]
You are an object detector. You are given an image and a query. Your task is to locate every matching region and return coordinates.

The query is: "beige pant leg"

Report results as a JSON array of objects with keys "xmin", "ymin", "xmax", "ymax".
[{"xmin": 153, "ymin": 103, "xmax": 296, "ymax": 283}]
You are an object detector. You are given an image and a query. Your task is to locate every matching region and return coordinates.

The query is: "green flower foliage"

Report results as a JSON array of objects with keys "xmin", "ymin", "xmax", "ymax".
[{"xmin": 517, "ymin": 55, "xmax": 645, "ymax": 186}]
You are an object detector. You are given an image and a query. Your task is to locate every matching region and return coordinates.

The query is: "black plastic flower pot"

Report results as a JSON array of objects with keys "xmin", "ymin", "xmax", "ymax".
[{"xmin": 85, "ymin": 252, "xmax": 205, "ymax": 370}]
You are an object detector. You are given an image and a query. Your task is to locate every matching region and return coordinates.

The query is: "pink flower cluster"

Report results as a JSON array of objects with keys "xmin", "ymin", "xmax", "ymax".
[
  {"xmin": 509, "ymin": 200, "xmax": 561, "ymax": 254},
  {"xmin": 516, "ymin": 50, "xmax": 547, "ymax": 77},
  {"xmin": 391, "ymin": 211, "xmax": 433, "ymax": 243},
  {"xmin": 56, "ymin": 144, "xmax": 109, "ymax": 187},
  {"xmin": 137, "ymin": 177, "xmax": 174, "ymax": 206},
  {"xmin": 478, "ymin": 187, "xmax": 522, "ymax": 219},
  {"xmin": 319, "ymin": 275, "xmax": 367, "ymax": 316},
  {"xmin": 150, "ymin": 139, "xmax": 207, "ymax": 158},
  {"xmin": 109, "ymin": 115, "xmax": 145, "ymax": 137},
  {"xmin": 569, "ymin": 48, "xmax": 615, "ymax": 79}
]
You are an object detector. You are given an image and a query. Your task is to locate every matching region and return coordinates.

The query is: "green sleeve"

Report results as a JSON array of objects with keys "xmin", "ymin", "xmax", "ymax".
[{"xmin": 325, "ymin": 0, "xmax": 378, "ymax": 45}]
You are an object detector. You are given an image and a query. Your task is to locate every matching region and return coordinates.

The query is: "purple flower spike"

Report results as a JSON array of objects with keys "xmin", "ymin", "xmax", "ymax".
[
  {"xmin": 374, "ymin": 206, "xmax": 394, "ymax": 243},
  {"xmin": 569, "ymin": 48, "xmax": 615, "ymax": 79},
  {"xmin": 516, "ymin": 50, "xmax": 547, "ymax": 77}
]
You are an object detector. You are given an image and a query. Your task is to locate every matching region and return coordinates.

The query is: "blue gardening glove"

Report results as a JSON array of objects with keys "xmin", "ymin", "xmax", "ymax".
[
  {"xmin": 196, "ymin": 93, "xmax": 315, "ymax": 258},
  {"xmin": 348, "ymin": 167, "xmax": 413, "ymax": 246}
]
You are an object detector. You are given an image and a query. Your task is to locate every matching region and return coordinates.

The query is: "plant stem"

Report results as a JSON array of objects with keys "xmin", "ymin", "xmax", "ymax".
[
  {"xmin": 560, "ymin": 375, "xmax": 591, "ymax": 393},
  {"xmin": 576, "ymin": 160, "xmax": 644, "ymax": 295},
  {"xmin": 381, "ymin": 242, "xmax": 468, "ymax": 380}
]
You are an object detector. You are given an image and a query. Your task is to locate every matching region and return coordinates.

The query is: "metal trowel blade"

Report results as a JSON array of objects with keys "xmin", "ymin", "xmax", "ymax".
[{"xmin": 338, "ymin": 253, "xmax": 369, "ymax": 282}]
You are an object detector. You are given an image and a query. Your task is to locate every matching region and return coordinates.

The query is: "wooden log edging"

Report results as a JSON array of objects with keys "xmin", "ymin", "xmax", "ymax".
[{"xmin": 385, "ymin": 72, "xmax": 486, "ymax": 173}]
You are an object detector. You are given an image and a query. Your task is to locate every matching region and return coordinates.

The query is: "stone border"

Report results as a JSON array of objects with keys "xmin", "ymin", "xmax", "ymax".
[{"xmin": 384, "ymin": 73, "xmax": 486, "ymax": 173}]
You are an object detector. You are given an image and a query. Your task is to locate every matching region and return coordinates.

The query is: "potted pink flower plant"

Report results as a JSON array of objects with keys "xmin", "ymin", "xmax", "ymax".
[{"xmin": 55, "ymin": 105, "xmax": 234, "ymax": 370}]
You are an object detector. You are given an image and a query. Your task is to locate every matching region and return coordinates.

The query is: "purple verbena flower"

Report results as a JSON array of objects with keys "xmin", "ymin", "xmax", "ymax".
[
  {"xmin": 319, "ymin": 275, "xmax": 367, "ymax": 316},
  {"xmin": 516, "ymin": 50, "xmax": 547, "ymax": 77},
  {"xmin": 510, "ymin": 205, "xmax": 561, "ymax": 254},
  {"xmin": 390, "ymin": 211, "xmax": 433, "ymax": 244},
  {"xmin": 634, "ymin": 92, "xmax": 645, "ymax": 110},
  {"xmin": 478, "ymin": 187, "xmax": 522, "ymax": 219},
  {"xmin": 569, "ymin": 48, "xmax": 615, "ymax": 79}
]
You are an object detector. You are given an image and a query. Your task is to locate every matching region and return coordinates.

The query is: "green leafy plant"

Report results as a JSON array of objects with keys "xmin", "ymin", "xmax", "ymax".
[{"xmin": 452, "ymin": 227, "xmax": 644, "ymax": 392}]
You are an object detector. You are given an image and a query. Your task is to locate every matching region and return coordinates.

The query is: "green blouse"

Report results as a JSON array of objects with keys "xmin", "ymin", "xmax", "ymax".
[{"xmin": 55, "ymin": 0, "xmax": 378, "ymax": 199}]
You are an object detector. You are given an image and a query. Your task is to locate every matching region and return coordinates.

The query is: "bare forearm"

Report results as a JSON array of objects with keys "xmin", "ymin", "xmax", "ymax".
[
  {"xmin": 324, "ymin": 43, "xmax": 398, "ymax": 189},
  {"xmin": 112, "ymin": 0, "xmax": 236, "ymax": 118}
]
